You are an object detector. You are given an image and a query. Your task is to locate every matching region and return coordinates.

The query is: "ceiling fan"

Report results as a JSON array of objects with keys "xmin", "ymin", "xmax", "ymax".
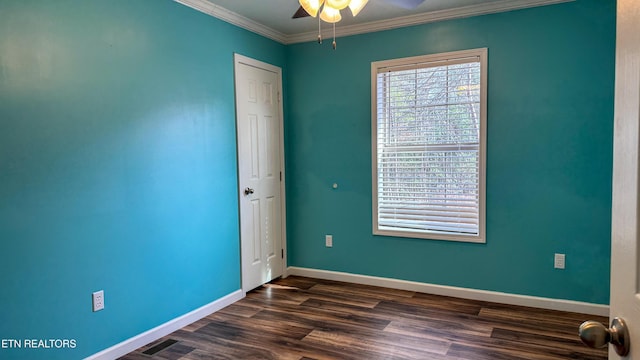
[
  {"xmin": 293, "ymin": 0, "xmax": 426, "ymax": 49},
  {"xmin": 292, "ymin": 0, "xmax": 426, "ymax": 19}
]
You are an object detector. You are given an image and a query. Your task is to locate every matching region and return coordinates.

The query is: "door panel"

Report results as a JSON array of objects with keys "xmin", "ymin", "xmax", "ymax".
[
  {"xmin": 249, "ymin": 115, "xmax": 259, "ymax": 179},
  {"xmin": 251, "ymin": 199, "xmax": 261, "ymax": 264},
  {"xmin": 266, "ymin": 196, "xmax": 276, "ymax": 260},
  {"xmin": 235, "ymin": 55, "xmax": 284, "ymax": 293}
]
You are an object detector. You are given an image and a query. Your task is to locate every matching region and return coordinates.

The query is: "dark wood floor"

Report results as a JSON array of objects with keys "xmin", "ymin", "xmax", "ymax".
[{"xmin": 120, "ymin": 276, "xmax": 608, "ymax": 360}]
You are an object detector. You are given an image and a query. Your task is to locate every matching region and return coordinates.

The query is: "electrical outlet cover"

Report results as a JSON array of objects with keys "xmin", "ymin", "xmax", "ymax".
[
  {"xmin": 325, "ymin": 235, "xmax": 333, "ymax": 247},
  {"xmin": 92, "ymin": 290, "xmax": 104, "ymax": 312}
]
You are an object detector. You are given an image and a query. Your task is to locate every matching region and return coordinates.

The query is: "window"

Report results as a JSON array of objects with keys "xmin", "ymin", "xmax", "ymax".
[{"xmin": 372, "ymin": 48, "xmax": 487, "ymax": 243}]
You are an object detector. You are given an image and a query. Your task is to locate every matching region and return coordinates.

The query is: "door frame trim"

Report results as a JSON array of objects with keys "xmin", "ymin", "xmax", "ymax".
[{"xmin": 233, "ymin": 53, "xmax": 287, "ymax": 293}]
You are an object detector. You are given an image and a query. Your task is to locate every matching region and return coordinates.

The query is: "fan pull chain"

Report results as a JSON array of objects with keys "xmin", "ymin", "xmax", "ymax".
[
  {"xmin": 332, "ymin": 22, "xmax": 336, "ymax": 50},
  {"xmin": 317, "ymin": 15, "xmax": 322, "ymax": 44}
]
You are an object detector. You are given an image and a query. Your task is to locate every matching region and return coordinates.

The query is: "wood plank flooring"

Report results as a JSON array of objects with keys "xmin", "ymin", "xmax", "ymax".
[{"xmin": 120, "ymin": 276, "xmax": 608, "ymax": 360}]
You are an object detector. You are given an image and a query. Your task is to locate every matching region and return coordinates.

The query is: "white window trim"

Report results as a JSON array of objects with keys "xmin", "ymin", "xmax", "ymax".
[{"xmin": 371, "ymin": 48, "xmax": 487, "ymax": 243}]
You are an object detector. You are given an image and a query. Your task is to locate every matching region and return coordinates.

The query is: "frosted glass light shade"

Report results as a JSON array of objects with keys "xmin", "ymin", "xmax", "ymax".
[
  {"xmin": 299, "ymin": 0, "xmax": 324, "ymax": 17},
  {"xmin": 325, "ymin": 0, "xmax": 350, "ymax": 10},
  {"xmin": 348, "ymin": 0, "xmax": 369, "ymax": 16},
  {"xmin": 320, "ymin": 5, "xmax": 342, "ymax": 23}
]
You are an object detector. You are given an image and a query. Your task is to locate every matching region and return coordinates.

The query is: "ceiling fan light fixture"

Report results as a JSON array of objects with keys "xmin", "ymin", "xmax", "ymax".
[
  {"xmin": 348, "ymin": 0, "xmax": 369, "ymax": 16},
  {"xmin": 325, "ymin": 0, "xmax": 350, "ymax": 10},
  {"xmin": 297, "ymin": 0, "xmax": 371, "ymax": 50},
  {"xmin": 299, "ymin": 0, "xmax": 324, "ymax": 18},
  {"xmin": 319, "ymin": 5, "xmax": 342, "ymax": 23}
]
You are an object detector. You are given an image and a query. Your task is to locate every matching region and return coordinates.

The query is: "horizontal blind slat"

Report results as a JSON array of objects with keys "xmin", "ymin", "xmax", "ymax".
[{"xmin": 376, "ymin": 55, "xmax": 481, "ymax": 237}]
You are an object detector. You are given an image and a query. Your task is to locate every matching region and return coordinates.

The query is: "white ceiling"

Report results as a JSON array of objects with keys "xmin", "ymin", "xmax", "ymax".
[{"xmin": 176, "ymin": 0, "xmax": 573, "ymax": 44}]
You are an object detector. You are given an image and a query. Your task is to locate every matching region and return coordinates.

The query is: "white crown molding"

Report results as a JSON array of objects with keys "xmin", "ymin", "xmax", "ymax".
[
  {"xmin": 176, "ymin": 0, "xmax": 573, "ymax": 45},
  {"xmin": 287, "ymin": 0, "xmax": 574, "ymax": 44},
  {"xmin": 174, "ymin": 0, "xmax": 288, "ymax": 43},
  {"xmin": 286, "ymin": 267, "xmax": 609, "ymax": 316}
]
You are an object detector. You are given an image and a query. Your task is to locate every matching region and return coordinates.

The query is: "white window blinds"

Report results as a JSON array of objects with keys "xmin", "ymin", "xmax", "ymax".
[{"xmin": 372, "ymin": 49, "xmax": 486, "ymax": 242}]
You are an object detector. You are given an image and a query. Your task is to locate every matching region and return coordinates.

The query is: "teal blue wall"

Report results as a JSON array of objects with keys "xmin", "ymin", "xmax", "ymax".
[
  {"xmin": 0, "ymin": 1, "xmax": 285, "ymax": 359},
  {"xmin": 285, "ymin": 0, "xmax": 615, "ymax": 305},
  {"xmin": 0, "ymin": 0, "xmax": 615, "ymax": 358}
]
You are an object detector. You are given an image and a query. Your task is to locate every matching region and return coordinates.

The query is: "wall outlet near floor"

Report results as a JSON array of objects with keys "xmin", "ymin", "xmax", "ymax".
[
  {"xmin": 554, "ymin": 253, "xmax": 566, "ymax": 269},
  {"xmin": 325, "ymin": 235, "xmax": 333, "ymax": 248},
  {"xmin": 92, "ymin": 290, "xmax": 105, "ymax": 312}
]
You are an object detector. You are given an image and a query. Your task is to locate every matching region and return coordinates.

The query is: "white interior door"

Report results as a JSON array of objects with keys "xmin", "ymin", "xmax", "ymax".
[
  {"xmin": 234, "ymin": 54, "xmax": 285, "ymax": 293},
  {"xmin": 605, "ymin": 0, "xmax": 640, "ymax": 358}
]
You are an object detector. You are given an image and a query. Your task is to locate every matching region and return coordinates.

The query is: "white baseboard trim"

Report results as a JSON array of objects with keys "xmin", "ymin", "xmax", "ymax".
[
  {"xmin": 287, "ymin": 267, "xmax": 609, "ymax": 317},
  {"xmin": 85, "ymin": 289, "xmax": 244, "ymax": 360}
]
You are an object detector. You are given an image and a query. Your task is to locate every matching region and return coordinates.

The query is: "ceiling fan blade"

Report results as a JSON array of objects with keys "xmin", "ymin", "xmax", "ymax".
[
  {"xmin": 292, "ymin": 6, "xmax": 310, "ymax": 19},
  {"xmin": 383, "ymin": 0, "xmax": 425, "ymax": 10}
]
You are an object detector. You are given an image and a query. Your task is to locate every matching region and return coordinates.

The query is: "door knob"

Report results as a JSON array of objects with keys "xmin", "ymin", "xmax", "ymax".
[
  {"xmin": 579, "ymin": 317, "xmax": 630, "ymax": 356},
  {"xmin": 244, "ymin": 187, "xmax": 254, "ymax": 195}
]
